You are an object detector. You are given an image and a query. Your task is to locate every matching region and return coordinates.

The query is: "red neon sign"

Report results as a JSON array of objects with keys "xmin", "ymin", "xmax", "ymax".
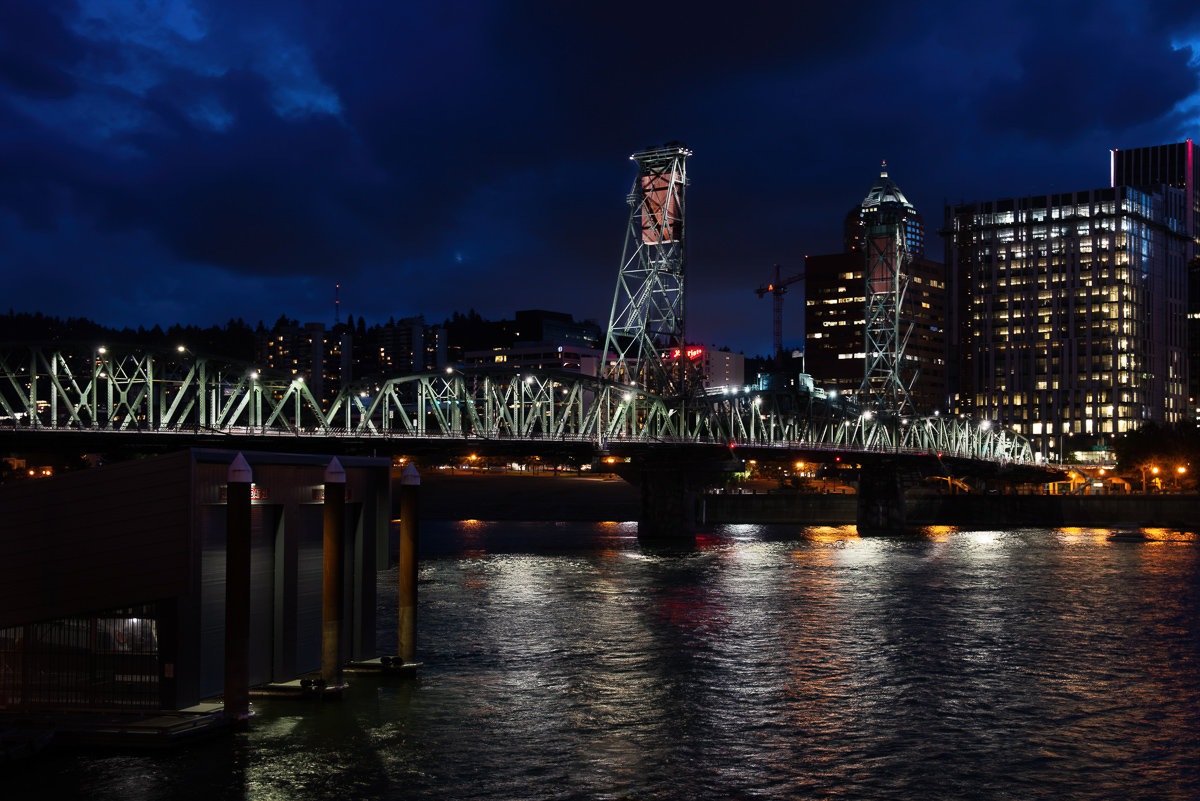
[{"xmin": 670, "ymin": 347, "xmax": 704, "ymax": 360}]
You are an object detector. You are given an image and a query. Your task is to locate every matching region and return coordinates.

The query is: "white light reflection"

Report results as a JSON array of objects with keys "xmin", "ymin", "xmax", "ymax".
[{"xmin": 724, "ymin": 523, "xmax": 763, "ymax": 543}]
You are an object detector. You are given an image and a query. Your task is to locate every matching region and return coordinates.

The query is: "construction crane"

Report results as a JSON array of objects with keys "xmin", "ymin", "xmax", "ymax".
[{"xmin": 754, "ymin": 264, "xmax": 805, "ymax": 367}]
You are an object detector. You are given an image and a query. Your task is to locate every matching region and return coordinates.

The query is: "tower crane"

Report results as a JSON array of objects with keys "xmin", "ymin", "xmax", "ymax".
[{"xmin": 754, "ymin": 264, "xmax": 805, "ymax": 367}]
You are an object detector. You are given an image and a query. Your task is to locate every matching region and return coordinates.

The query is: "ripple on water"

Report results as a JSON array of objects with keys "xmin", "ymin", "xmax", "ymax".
[{"xmin": 8, "ymin": 522, "xmax": 1199, "ymax": 800}]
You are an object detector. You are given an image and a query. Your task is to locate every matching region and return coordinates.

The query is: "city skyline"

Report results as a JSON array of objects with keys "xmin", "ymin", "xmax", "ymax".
[{"xmin": 1, "ymin": 2, "xmax": 1199, "ymax": 357}]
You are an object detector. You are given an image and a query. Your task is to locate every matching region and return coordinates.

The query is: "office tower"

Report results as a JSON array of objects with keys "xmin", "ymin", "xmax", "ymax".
[
  {"xmin": 256, "ymin": 321, "xmax": 353, "ymax": 402},
  {"xmin": 1112, "ymin": 140, "xmax": 1199, "ymax": 408},
  {"xmin": 512, "ymin": 310, "xmax": 601, "ymax": 350},
  {"xmin": 1192, "ymin": 254, "xmax": 1200, "ymax": 420},
  {"xmin": 378, "ymin": 315, "xmax": 445, "ymax": 374},
  {"xmin": 944, "ymin": 184, "xmax": 1189, "ymax": 460},
  {"xmin": 1111, "ymin": 140, "xmax": 1198, "ymax": 260}
]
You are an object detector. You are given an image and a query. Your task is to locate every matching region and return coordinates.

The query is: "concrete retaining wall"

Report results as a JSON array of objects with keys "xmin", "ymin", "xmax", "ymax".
[
  {"xmin": 703, "ymin": 492, "xmax": 1200, "ymax": 529},
  {"xmin": 701, "ymin": 493, "xmax": 858, "ymax": 525}
]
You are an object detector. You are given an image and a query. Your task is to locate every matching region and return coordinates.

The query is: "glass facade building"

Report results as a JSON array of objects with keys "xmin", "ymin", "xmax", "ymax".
[
  {"xmin": 944, "ymin": 185, "xmax": 1189, "ymax": 459},
  {"xmin": 1111, "ymin": 140, "xmax": 1197, "ymax": 261},
  {"xmin": 1111, "ymin": 140, "xmax": 1199, "ymax": 413}
]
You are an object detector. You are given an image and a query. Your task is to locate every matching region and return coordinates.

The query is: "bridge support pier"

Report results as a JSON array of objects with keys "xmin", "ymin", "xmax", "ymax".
[
  {"xmin": 616, "ymin": 450, "xmax": 742, "ymax": 540},
  {"xmin": 856, "ymin": 464, "xmax": 907, "ymax": 534},
  {"xmin": 638, "ymin": 465, "xmax": 702, "ymax": 539}
]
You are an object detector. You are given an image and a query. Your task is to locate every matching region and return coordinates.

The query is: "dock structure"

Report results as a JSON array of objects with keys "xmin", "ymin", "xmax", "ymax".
[{"xmin": 0, "ymin": 450, "xmax": 390, "ymax": 718}]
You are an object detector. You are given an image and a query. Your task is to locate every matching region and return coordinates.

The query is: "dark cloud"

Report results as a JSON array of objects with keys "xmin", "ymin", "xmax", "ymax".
[
  {"xmin": 0, "ymin": 1, "xmax": 83, "ymax": 98},
  {"xmin": 0, "ymin": 0, "xmax": 1196, "ymax": 355},
  {"xmin": 975, "ymin": 2, "xmax": 1200, "ymax": 141}
]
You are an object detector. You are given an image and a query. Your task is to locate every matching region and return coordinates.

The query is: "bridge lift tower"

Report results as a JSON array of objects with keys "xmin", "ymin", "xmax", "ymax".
[
  {"xmin": 858, "ymin": 204, "xmax": 917, "ymax": 416},
  {"xmin": 754, "ymin": 264, "xmax": 804, "ymax": 368},
  {"xmin": 603, "ymin": 142, "xmax": 693, "ymax": 397}
]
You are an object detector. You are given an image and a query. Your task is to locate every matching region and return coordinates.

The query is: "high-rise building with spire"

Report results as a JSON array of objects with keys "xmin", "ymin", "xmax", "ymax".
[
  {"xmin": 844, "ymin": 161, "xmax": 927, "ymax": 258},
  {"xmin": 806, "ymin": 163, "xmax": 946, "ymax": 412}
]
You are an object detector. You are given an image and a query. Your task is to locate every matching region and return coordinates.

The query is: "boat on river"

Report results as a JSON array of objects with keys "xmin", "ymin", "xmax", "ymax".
[{"xmin": 1107, "ymin": 529, "xmax": 1151, "ymax": 542}]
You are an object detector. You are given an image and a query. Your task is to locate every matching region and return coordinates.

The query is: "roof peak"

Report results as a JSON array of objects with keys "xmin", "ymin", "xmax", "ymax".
[{"xmin": 861, "ymin": 162, "xmax": 916, "ymax": 214}]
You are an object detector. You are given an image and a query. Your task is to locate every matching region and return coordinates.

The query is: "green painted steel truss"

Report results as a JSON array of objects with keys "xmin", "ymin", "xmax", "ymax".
[
  {"xmin": 603, "ymin": 143, "xmax": 692, "ymax": 396},
  {"xmin": 0, "ymin": 343, "xmax": 1035, "ymax": 464}
]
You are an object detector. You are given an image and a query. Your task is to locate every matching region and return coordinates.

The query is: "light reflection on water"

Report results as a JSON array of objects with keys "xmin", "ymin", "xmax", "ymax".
[{"xmin": 11, "ymin": 521, "xmax": 1200, "ymax": 800}]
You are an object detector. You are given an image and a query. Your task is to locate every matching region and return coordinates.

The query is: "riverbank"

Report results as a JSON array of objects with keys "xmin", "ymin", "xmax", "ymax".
[
  {"xmin": 399, "ymin": 471, "xmax": 1200, "ymax": 529},
  {"xmin": 706, "ymin": 491, "xmax": 1200, "ymax": 529},
  {"xmin": 402, "ymin": 470, "xmax": 640, "ymax": 521}
]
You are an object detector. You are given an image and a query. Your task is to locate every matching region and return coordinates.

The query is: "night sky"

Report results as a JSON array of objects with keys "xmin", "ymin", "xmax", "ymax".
[{"xmin": 2, "ymin": 1, "xmax": 1199, "ymax": 357}]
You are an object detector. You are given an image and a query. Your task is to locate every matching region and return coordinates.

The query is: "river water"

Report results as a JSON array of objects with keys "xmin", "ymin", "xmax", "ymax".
[{"xmin": 10, "ymin": 522, "xmax": 1200, "ymax": 800}]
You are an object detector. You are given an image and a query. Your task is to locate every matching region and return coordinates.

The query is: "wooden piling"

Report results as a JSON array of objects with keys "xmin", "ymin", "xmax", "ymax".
[
  {"xmin": 224, "ymin": 453, "xmax": 252, "ymax": 727},
  {"xmin": 398, "ymin": 463, "xmax": 420, "ymax": 663},
  {"xmin": 322, "ymin": 457, "xmax": 346, "ymax": 686}
]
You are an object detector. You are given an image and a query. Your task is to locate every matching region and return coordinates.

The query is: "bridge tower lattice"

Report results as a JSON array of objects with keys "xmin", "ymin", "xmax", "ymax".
[
  {"xmin": 602, "ymin": 142, "xmax": 693, "ymax": 397},
  {"xmin": 858, "ymin": 194, "xmax": 918, "ymax": 416}
]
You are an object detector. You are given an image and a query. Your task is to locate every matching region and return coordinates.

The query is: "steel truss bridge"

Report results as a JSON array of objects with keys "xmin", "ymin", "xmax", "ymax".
[{"xmin": 0, "ymin": 343, "xmax": 1035, "ymax": 466}]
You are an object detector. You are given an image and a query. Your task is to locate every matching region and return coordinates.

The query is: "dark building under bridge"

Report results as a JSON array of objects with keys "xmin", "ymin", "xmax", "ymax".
[{"xmin": 0, "ymin": 450, "xmax": 390, "ymax": 712}]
